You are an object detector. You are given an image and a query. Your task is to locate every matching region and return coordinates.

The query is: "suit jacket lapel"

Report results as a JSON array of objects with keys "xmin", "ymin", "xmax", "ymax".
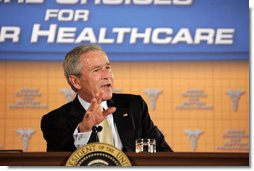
[
  {"xmin": 70, "ymin": 96, "xmax": 86, "ymax": 122},
  {"xmin": 107, "ymin": 98, "xmax": 135, "ymax": 151}
]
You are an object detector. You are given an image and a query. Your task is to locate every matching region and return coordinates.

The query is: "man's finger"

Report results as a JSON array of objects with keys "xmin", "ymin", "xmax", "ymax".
[
  {"xmin": 96, "ymin": 90, "xmax": 104, "ymax": 104},
  {"xmin": 88, "ymin": 98, "xmax": 97, "ymax": 111},
  {"xmin": 102, "ymin": 107, "xmax": 116, "ymax": 117}
]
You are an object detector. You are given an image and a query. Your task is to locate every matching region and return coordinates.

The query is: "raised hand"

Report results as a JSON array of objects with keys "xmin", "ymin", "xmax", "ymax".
[{"xmin": 78, "ymin": 91, "xmax": 116, "ymax": 132}]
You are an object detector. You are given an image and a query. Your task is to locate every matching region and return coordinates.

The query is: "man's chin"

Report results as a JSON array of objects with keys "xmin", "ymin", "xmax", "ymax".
[{"xmin": 102, "ymin": 92, "xmax": 113, "ymax": 101}]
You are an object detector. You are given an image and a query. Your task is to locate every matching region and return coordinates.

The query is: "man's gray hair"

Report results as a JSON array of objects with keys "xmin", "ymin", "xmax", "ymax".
[{"xmin": 63, "ymin": 44, "xmax": 103, "ymax": 92}]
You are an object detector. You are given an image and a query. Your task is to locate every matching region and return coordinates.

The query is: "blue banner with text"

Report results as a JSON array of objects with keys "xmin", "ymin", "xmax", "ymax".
[{"xmin": 0, "ymin": 0, "xmax": 249, "ymax": 61}]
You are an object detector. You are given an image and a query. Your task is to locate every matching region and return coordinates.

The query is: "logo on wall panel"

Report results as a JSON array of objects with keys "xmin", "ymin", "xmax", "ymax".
[
  {"xmin": 60, "ymin": 88, "xmax": 76, "ymax": 102},
  {"xmin": 176, "ymin": 89, "xmax": 213, "ymax": 110},
  {"xmin": 226, "ymin": 90, "xmax": 245, "ymax": 111},
  {"xmin": 184, "ymin": 129, "xmax": 204, "ymax": 152},
  {"xmin": 113, "ymin": 88, "xmax": 123, "ymax": 94},
  {"xmin": 9, "ymin": 87, "xmax": 48, "ymax": 109},
  {"xmin": 216, "ymin": 129, "xmax": 249, "ymax": 151},
  {"xmin": 16, "ymin": 128, "xmax": 36, "ymax": 152},
  {"xmin": 144, "ymin": 89, "xmax": 162, "ymax": 110},
  {"xmin": 66, "ymin": 143, "xmax": 131, "ymax": 166}
]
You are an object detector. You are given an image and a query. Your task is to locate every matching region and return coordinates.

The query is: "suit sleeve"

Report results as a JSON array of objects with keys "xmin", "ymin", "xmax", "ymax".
[
  {"xmin": 137, "ymin": 95, "xmax": 173, "ymax": 152},
  {"xmin": 41, "ymin": 114, "xmax": 76, "ymax": 151}
]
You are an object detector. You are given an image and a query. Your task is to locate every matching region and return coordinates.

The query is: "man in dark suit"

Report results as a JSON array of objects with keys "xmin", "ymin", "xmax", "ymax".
[{"xmin": 41, "ymin": 44, "xmax": 173, "ymax": 152}]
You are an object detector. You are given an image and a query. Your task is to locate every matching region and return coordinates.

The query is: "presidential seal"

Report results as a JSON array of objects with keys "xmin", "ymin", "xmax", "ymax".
[{"xmin": 66, "ymin": 143, "xmax": 132, "ymax": 166}]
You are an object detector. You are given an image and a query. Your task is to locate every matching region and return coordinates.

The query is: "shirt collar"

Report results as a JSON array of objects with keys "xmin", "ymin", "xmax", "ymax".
[{"xmin": 78, "ymin": 94, "xmax": 108, "ymax": 110}]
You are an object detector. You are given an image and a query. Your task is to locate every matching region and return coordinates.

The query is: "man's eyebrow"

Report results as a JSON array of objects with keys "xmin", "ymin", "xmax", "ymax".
[
  {"xmin": 90, "ymin": 62, "xmax": 110, "ymax": 70},
  {"xmin": 90, "ymin": 65, "xmax": 101, "ymax": 70}
]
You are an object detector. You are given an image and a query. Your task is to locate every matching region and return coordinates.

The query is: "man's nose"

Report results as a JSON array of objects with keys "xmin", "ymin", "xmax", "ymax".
[{"xmin": 101, "ymin": 69, "xmax": 112, "ymax": 79}]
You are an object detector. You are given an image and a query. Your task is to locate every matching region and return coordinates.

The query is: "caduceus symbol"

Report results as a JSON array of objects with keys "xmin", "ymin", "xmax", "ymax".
[
  {"xmin": 16, "ymin": 128, "xmax": 36, "ymax": 151},
  {"xmin": 144, "ymin": 89, "xmax": 162, "ymax": 110},
  {"xmin": 226, "ymin": 90, "xmax": 245, "ymax": 111},
  {"xmin": 60, "ymin": 88, "xmax": 76, "ymax": 102},
  {"xmin": 184, "ymin": 129, "xmax": 203, "ymax": 152}
]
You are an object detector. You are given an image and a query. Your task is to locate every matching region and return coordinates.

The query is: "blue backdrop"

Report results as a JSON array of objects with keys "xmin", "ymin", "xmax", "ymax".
[{"xmin": 0, "ymin": 0, "xmax": 249, "ymax": 61}]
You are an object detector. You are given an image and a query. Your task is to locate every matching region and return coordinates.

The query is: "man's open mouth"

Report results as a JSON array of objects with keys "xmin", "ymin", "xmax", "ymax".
[{"xmin": 102, "ymin": 83, "xmax": 111, "ymax": 88}]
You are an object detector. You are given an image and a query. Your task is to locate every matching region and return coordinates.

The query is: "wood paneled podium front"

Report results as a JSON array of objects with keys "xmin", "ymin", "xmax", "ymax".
[{"xmin": 0, "ymin": 152, "xmax": 249, "ymax": 166}]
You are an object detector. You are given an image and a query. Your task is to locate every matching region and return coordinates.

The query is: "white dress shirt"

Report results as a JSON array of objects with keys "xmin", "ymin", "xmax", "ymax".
[{"xmin": 73, "ymin": 95, "xmax": 123, "ymax": 150}]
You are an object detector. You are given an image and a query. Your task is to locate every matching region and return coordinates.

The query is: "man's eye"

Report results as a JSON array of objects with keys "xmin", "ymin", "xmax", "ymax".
[{"xmin": 93, "ymin": 69, "xmax": 100, "ymax": 72}]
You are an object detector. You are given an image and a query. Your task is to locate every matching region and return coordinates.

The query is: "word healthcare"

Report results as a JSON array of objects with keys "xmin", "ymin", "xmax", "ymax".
[
  {"xmin": 1, "ymin": 25, "xmax": 234, "ymax": 45},
  {"xmin": 31, "ymin": 25, "xmax": 234, "ymax": 45}
]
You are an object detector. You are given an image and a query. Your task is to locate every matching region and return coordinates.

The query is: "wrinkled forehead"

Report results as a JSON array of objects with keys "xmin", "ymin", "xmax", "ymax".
[{"xmin": 81, "ymin": 51, "xmax": 110, "ymax": 68}]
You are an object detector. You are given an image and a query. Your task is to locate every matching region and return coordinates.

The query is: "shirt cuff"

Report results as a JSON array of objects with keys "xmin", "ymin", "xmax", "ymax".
[{"xmin": 73, "ymin": 124, "xmax": 92, "ymax": 149}]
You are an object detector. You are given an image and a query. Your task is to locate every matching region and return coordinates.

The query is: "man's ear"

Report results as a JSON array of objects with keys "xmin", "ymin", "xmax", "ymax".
[{"xmin": 69, "ymin": 75, "xmax": 81, "ymax": 90}]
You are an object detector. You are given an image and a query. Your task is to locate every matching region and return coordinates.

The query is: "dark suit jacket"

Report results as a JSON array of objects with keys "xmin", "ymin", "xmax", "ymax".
[{"xmin": 41, "ymin": 93, "xmax": 173, "ymax": 152}]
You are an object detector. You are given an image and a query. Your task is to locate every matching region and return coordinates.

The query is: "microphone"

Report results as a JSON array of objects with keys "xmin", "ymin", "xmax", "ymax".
[
  {"xmin": 92, "ymin": 125, "xmax": 103, "ymax": 133},
  {"xmin": 97, "ymin": 126, "xmax": 103, "ymax": 132},
  {"xmin": 89, "ymin": 125, "xmax": 103, "ymax": 143}
]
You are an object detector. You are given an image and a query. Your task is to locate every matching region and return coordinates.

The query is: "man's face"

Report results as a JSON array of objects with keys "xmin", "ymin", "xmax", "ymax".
[{"xmin": 77, "ymin": 50, "xmax": 114, "ymax": 102}]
